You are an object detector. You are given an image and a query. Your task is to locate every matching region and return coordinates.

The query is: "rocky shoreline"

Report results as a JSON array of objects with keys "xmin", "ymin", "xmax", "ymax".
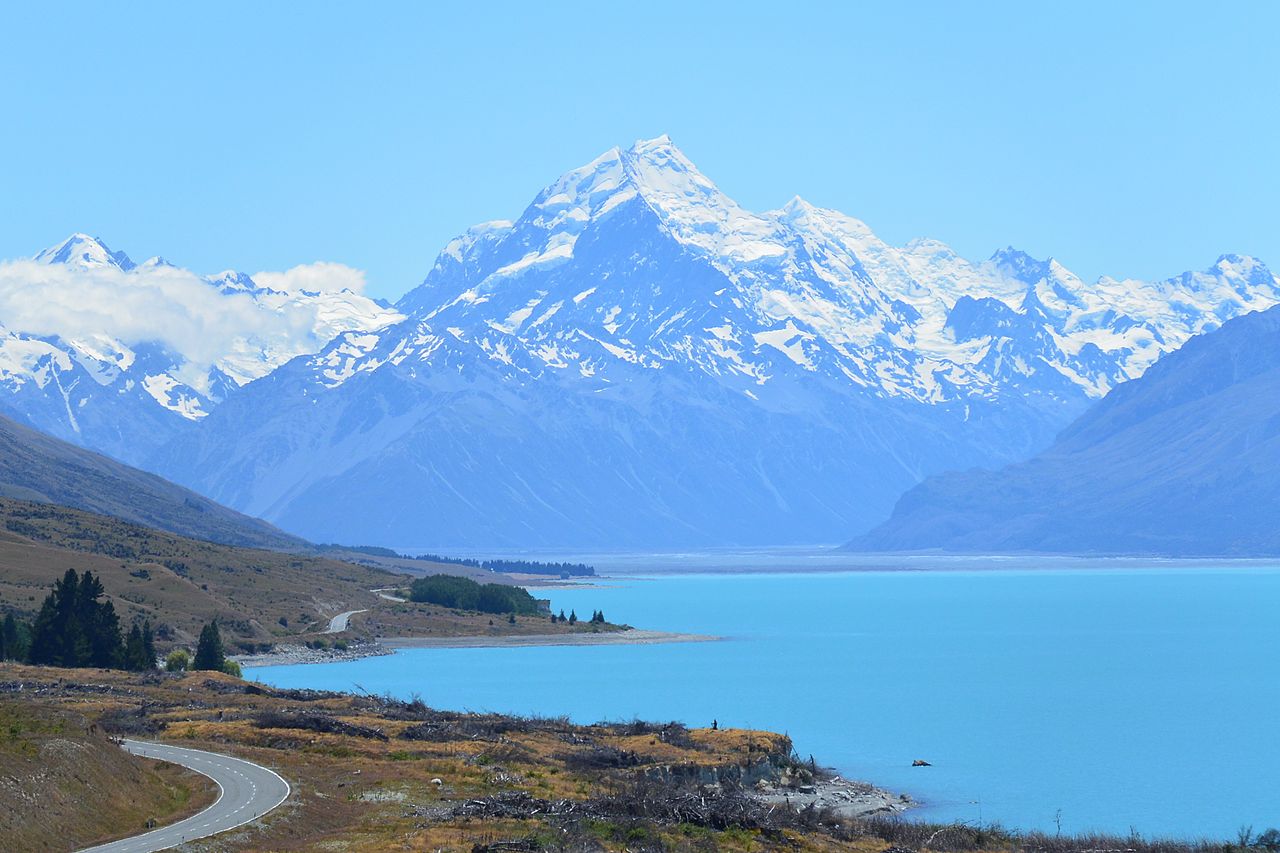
[
  {"xmin": 233, "ymin": 640, "xmax": 392, "ymax": 668},
  {"xmin": 380, "ymin": 628, "xmax": 715, "ymax": 650},
  {"xmin": 758, "ymin": 775, "xmax": 916, "ymax": 819},
  {"xmin": 235, "ymin": 629, "xmax": 716, "ymax": 668}
]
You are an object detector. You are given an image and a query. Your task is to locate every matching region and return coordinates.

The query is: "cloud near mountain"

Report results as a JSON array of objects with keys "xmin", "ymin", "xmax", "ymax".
[
  {"xmin": 252, "ymin": 261, "xmax": 369, "ymax": 295},
  {"xmin": 3, "ymin": 139, "xmax": 1279, "ymax": 550},
  {"xmin": 0, "ymin": 257, "xmax": 312, "ymax": 388}
]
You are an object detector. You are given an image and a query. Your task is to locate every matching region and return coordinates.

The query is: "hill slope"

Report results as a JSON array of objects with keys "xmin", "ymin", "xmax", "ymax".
[
  {"xmin": 0, "ymin": 700, "xmax": 213, "ymax": 851},
  {"xmin": 0, "ymin": 499, "xmax": 620, "ymax": 653},
  {"xmin": 849, "ymin": 305, "xmax": 1280, "ymax": 555},
  {"xmin": 0, "ymin": 498, "xmax": 397, "ymax": 649},
  {"xmin": 0, "ymin": 411, "xmax": 302, "ymax": 549},
  {"xmin": 149, "ymin": 136, "xmax": 1280, "ymax": 548}
]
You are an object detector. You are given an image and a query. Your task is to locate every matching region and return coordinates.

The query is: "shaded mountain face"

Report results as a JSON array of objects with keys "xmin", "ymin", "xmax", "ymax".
[
  {"xmin": 849, "ymin": 305, "xmax": 1280, "ymax": 556},
  {"xmin": 0, "ymin": 411, "xmax": 302, "ymax": 549},
  {"xmin": 0, "ymin": 234, "xmax": 401, "ymax": 464},
  {"xmin": 147, "ymin": 137, "xmax": 1280, "ymax": 549}
]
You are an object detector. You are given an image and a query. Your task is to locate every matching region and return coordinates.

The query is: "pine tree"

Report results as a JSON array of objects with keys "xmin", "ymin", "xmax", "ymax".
[
  {"xmin": 568, "ymin": 609, "xmax": 577, "ymax": 625},
  {"xmin": 124, "ymin": 623, "xmax": 146, "ymax": 671},
  {"xmin": 29, "ymin": 569, "xmax": 77, "ymax": 666},
  {"xmin": 0, "ymin": 613, "xmax": 16, "ymax": 660},
  {"xmin": 142, "ymin": 621, "xmax": 156, "ymax": 669},
  {"xmin": 193, "ymin": 619, "xmax": 225, "ymax": 671},
  {"xmin": 25, "ymin": 569, "xmax": 124, "ymax": 668}
]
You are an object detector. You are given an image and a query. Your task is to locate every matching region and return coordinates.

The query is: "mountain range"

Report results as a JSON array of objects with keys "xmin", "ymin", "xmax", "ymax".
[
  {"xmin": 849, "ymin": 304, "xmax": 1280, "ymax": 555},
  {"xmin": 5, "ymin": 136, "xmax": 1279, "ymax": 548},
  {"xmin": 0, "ymin": 234, "xmax": 400, "ymax": 464}
]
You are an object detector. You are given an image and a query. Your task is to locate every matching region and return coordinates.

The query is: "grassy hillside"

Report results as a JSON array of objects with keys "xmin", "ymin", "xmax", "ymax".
[
  {"xmin": 0, "ymin": 666, "xmax": 832, "ymax": 852},
  {"xmin": 0, "ymin": 498, "xmax": 416, "ymax": 649},
  {"xmin": 0, "ymin": 699, "xmax": 213, "ymax": 851},
  {"xmin": 0, "ymin": 411, "xmax": 303, "ymax": 549},
  {"xmin": 0, "ymin": 499, "xmax": 621, "ymax": 653}
]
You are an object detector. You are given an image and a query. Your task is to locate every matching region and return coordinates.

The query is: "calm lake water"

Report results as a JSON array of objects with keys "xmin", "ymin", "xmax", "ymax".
[{"xmin": 249, "ymin": 562, "xmax": 1280, "ymax": 837}]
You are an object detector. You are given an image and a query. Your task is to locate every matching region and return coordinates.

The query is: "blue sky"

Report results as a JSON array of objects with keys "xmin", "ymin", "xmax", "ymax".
[{"xmin": 1, "ymin": 1, "xmax": 1276, "ymax": 300}]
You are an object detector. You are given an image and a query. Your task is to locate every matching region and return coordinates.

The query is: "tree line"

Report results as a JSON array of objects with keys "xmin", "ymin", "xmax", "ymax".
[
  {"xmin": 408, "ymin": 574, "xmax": 542, "ymax": 615},
  {"xmin": 550, "ymin": 609, "xmax": 607, "ymax": 625},
  {"xmin": 0, "ymin": 568, "xmax": 237, "ymax": 676},
  {"xmin": 324, "ymin": 543, "xmax": 595, "ymax": 577}
]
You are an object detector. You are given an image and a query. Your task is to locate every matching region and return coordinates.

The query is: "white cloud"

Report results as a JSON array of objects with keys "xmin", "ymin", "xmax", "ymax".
[
  {"xmin": 0, "ymin": 259, "xmax": 320, "ymax": 390},
  {"xmin": 252, "ymin": 261, "xmax": 367, "ymax": 294}
]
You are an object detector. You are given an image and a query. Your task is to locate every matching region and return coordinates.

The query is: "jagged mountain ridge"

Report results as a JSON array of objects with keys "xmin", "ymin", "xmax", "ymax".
[
  {"xmin": 147, "ymin": 137, "xmax": 1280, "ymax": 548},
  {"xmin": 847, "ymin": 304, "xmax": 1280, "ymax": 555},
  {"xmin": 0, "ymin": 234, "xmax": 402, "ymax": 463}
]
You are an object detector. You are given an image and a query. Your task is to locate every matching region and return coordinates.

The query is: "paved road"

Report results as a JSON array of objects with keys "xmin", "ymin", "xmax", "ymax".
[
  {"xmin": 78, "ymin": 740, "xmax": 290, "ymax": 853},
  {"xmin": 323, "ymin": 608, "xmax": 368, "ymax": 633},
  {"xmin": 371, "ymin": 587, "xmax": 406, "ymax": 603}
]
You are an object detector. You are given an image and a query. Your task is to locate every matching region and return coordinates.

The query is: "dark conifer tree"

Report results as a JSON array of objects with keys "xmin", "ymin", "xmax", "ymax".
[
  {"xmin": 142, "ymin": 620, "xmax": 156, "ymax": 668},
  {"xmin": 568, "ymin": 609, "xmax": 577, "ymax": 625},
  {"xmin": 29, "ymin": 569, "xmax": 83, "ymax": 666},
  {"xmin": 27, "ymin": 569, "xmax": 123, "ymax": 668},
  {"xmin": 124, "ymin": 623, "xmax": 146, "ymax": 671},
  {"xmin": 193, "ymin": 619, "xmax": 225, "ymax": 671},
  {"xmin": 0, "ymin": 613, "xmax": 18, "ymax": 660}
]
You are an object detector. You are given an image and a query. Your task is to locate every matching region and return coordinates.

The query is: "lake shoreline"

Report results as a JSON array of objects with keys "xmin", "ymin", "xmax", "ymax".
[
  {"xmin": 758, "ymin": 775, "xmax": 917, "ymax": 819},
  {"xmin": 238, "ymin": 628, "xmax": 717, "ymax": 669}
]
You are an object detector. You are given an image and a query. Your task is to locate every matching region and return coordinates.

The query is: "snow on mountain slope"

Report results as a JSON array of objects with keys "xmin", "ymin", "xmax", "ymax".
[
  {"xmin": 398, "ymin": 136, "xmax": 1280, "ymax": 412},
  {"xmin": 849, "ymin": 304, "xmax": 1280, "ymax": 555},
  {"xmin": 0, "ymin": 235, "xmax": 401, "ymax": 463},
  {"xmin": 149, "ymin": 136, "xmax": 1280, "ymax": 548}
]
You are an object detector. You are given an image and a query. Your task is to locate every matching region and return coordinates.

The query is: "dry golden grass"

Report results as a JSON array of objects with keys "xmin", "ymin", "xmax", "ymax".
[
  {"xmin": 0, "ymin": 500, "xmax": 622, "ymax": 655},
  {"xmin": 0, "ymin": 664, "xmax": 883, "ymax": 852},
  {"xmin": 0, "ymin": 699, "xmax": 215, "ymax": 851}
]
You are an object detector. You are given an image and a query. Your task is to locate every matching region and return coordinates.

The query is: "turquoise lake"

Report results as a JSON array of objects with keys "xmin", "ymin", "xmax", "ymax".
[{"xmin": 248, "ymin": 563, "xmax": 1280, "ymax": 837}]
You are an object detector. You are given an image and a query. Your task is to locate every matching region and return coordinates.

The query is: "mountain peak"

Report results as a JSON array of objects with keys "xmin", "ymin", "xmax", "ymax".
[
  {"xmin": 627, "ymin": 133, "xmax": 674, "ymax": 153},
  {"xmin": 208, "ymin": 270, "xmax": 261, "ymax": 294},
  {"xmin": 35, "ymin": 233, "xmax": 136, "ymax": 272},
  {"xmin": 781, "ymin": 195, "xmax": 815, "ymax": 213},
  {"xmin": 137, "ymin": 256, "xmax": 176, "ymax": 270},
  {"xmin": 989, "ymin": 247, "xmax": 1053, "ymax": 282}
]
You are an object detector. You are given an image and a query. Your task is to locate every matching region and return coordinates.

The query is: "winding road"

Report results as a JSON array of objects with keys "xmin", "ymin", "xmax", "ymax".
[
  {"xmin": 78, "ymin": 740, "xmax": 290, "ymax": 853},
  {"xmin": 323, "ymin": 608, "xmax": 368, "ymax": 633}
]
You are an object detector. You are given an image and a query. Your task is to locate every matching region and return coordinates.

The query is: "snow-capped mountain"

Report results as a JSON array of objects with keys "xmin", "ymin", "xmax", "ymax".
[
  {"xmin": 0, "ymin": 234, "xmax": 401, "ymax": 463},
  {"xmin": 149, "ymin": 136, "xmax": 1280, "ymax": 548},
  {"xmin": 849, "ymin": 303, "xmax": 1280, "ymax": 555}
]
